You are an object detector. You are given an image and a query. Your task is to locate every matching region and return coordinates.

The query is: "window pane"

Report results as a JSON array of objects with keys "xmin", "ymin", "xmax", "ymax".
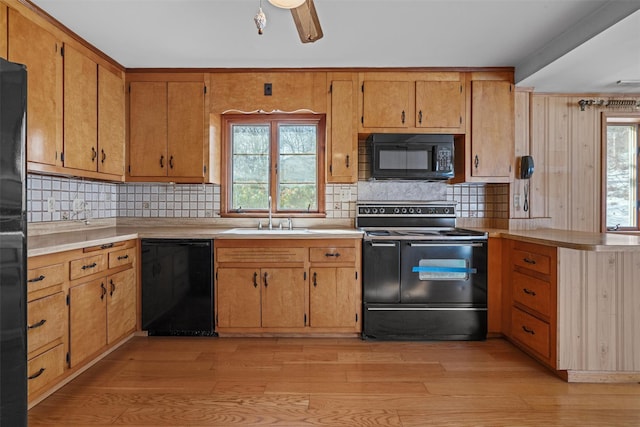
[
  {"xmin": 278, "ymin": 124, "xmax": 317, "ymax": 211},
  {"xmin": 606, "ymin": 125, "xmax": 638, "ymax": 228},
  {"xmin": 231, "ymin": 125, "xmax": 270, "ymax": 209}
]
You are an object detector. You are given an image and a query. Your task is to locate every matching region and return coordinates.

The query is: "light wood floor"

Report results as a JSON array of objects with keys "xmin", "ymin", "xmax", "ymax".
[{"xmin": 28, "ymin": 337, "xmax": 640, "ymax": 426}]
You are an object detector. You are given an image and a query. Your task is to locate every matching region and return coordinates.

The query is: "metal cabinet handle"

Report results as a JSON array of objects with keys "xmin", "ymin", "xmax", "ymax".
[
  {"xmin": 325, "ymin": 252, "xmax": 341, "ymax": 258},
  {"xmin": 418, "ymin": 110, "xmax": 423, "ymax": 124},
  {"xmin": 401, "ymin": 110, "xmax": 405, "ymax": 124},
  {"xmin": 117, "ymin": 255, "xmax": 129, "ymax": 261},
  {"xmin": 522, "ymin": 325, "xmax": 535, "ymax": 335},
  {"xmin": 81, "ymin": 262, "xmax": 97, "ymax": 270},
  {"xmin": 263, "ymin": 272, "xmax": 268, "ymax": 287},
  {"xmin": 474, "ymin": 155, "xmax": 479, "ymax": 169},
  {"xmin": 160, "ymin": 155, "xmax": 164, "ymax": 168},
  {"xmin": 110, "ymin": 279, "xmax": 116, "ymax": 296},
  {"xmin": 28, "ymin": 368, "xmax": 46, "ymax": 380},
  {"xmin": 91, "ymin": 147, "xmax": 97, "ymax": 162},
  {"xmin": 100, "ymin": 282, "xmax": 107, "ymax": 300},
  {"xmin": 101, "ymin": 149, "xmax": 106, "ymax": 163},
  {"xmin": 169, "ymin": 156, "xmax": 174, "ymax": 169},
  {"xmin": 523, "ymin": 288, "xmax": 537, "ymax": 296},
  {"xmin": 346, "ymin": 155, "xmax": 350, "ymax": 168},
  {"xmin": 28, "ymin": 275, "xmax": 46, "ymax": 283},
  {"xmin": 253, "ymin": 272, "xmax": 258, "ymax": 288},
  {"xmin": 28, "ymin": 319, "xmax": 47, "ymax": 329},
  {"xmin": 313, "ymin": 272, "xmax": 317, "ymax": 287},
  {"xmin": 523, "ymin": 257, "xmax": 536, "ymax": 265}
]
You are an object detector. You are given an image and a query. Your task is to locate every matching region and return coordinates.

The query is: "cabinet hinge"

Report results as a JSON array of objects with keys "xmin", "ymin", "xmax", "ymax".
[
  {"xmin": 460, "ymin": 116, "xmax": 462, "ymax": 124},
  {"xmin": 215, "ymin": 271, "xmax": 218, "ymax": 281},
  {"xmin": 66, "ymin": 352, "xmax": 70, "ymax": 364},
  {"xmin": 204, "ymin": 165, "xmax": 207, "ymax": 174},
  {"xmin": 329, "ymin": 164, "xmax": 333, "ymax": 173},
  {"xmin": 55, "ymin": 151, "xmax": 58, "ymax": 161},
  {"xmin": 355, "ymin": 313, "xmax": 358, "ymax": 323},
  {"xmin": 460, "ymin": 84, "xmax": 463, "ymax": 93},
  {"xmin": 204, "ymin": 86, "xmax": 207, "ymax": 94},
  {"xmin": 361, "ymin": 83, "xmax": 364, "ymax": 92},
  {"xmin": 66, "ymin": 294, "xmax": 70, "ymax": 305},
  {"xmin": 355, "ymin": 271, "xmax": 358, "ymax": 280},
  {"xmin": 361, "ymin": 116, "xmax": 364, "ymax": 124},
  {"xmin": 128, "ymin": 165, "xmax": 131, "ymax": 173},
  {"xmin": 60, "ymin": 152, "xmax": 64, "ymax": 162},
  {"xmin": 60, "ymin": 46, "xmax": 64, "ymax": 57},
  {"xmin": 128, "ymin": 85, "xmax": 131, "ymax": 93},
  {"xmin": 329, "ymin": 83, "xmax": 332, "ymax": 94},
  {"xmin": 304, "ymin": 271, "xmax": 307, "ymax": 280},
  {"xmin": 510, "ymin": 84, "xmax": 513, "ymax": 93},
  {"xmin": 304, "ymin": 313, "xmax": 307, "ymax": 326}
]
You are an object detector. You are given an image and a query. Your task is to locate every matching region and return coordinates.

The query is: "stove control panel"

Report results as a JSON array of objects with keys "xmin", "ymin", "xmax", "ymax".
[{"xmin": 357, "ymin": 204, "xmax": 456, "ymax": 217}]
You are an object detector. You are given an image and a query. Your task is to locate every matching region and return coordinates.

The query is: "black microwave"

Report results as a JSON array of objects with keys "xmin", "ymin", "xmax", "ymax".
[{"xmin": 368, "ymin": 133, "xmax": 454, "ymax": 180}]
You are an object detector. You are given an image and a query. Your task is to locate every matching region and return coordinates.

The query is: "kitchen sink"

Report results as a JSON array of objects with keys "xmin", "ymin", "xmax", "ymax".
[{"xmin": 219, "ymin": 228, "xmax": 311, "ymax": 235}]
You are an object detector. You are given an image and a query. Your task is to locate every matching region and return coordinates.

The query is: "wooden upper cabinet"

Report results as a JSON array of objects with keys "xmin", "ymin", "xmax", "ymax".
[
  {"xmin": 361, "ymin": 80, "xmax": 411, "ymax": 128},
  {"xmin": 167, "ymin": 81, "xmax": 205, "ymax": 178},
  {"xmin": 63, "ymin": 44, "xmax": 98, "ymax": 172},
  {"xmin": 327, "ymin": 75, "xmax": 358, "ymax": 183},
  {"xmin": 470, "ymin": 80, "xmax": 514, "ymax": 180},
  {"xmin": 128, "ymin": 79, "xmax": 206, "ymax": 181},
  {"xmin": 0, "ymin": 4, "xmax": 7, "ymax": 59},
  {"xmin": 415, "ymin": 80, "xmax": 465, "ymax": 131},
  {"xmin": 98, "ymin": 65, "xmax": 125, "ymax": 176},
  {"xmin": 129, "ymin": 81, "xmax": 168, "ymax": 177},
  {"xmin": 8, "ymin": 10, "xmax": 62, "ymax": 168}
]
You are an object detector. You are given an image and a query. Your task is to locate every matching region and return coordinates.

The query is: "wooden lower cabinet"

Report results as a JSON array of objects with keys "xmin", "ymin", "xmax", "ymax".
[
  {"xmin": 27, "ymin": 238, "xmax": 138, "ymax": 406},
  {"xmin": 215, "ymin": 238, "xmax": 361, "ymax": 335}
]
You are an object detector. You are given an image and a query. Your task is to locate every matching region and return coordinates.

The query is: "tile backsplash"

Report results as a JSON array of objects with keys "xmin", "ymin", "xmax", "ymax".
[{"xmin": 27, "ymin": 174, "xmax": 508, "ymax": 223}]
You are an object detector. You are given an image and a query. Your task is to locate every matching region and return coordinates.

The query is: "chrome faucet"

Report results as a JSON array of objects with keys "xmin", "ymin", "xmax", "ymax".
[{"xmin": 268, "ymin": 195, "xmax": 273, "ymax": 230}]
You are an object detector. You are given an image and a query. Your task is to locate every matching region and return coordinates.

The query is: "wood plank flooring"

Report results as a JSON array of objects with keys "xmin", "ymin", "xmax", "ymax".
[{"xmin": 28, "ymin": 337, "xmax": 640, "ymax": 426}]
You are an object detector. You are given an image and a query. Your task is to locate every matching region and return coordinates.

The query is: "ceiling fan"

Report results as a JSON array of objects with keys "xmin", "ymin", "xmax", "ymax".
[{"xmin": 255, "ymin": 0, "xmax": 323, "ymax": 43}]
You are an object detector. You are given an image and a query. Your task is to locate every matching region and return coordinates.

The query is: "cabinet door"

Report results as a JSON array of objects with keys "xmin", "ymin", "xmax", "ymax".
[
  {"xmin": 328, "ymin": 79, "xmax": 357, "ymax": 183},
  {"xmin": 310, "ymin": 267, "xmax": 356, "ymax": 328},
  {"xmin": 63, "ymin": 44, "xmax": 98, "ymax": 171},
  {"xmin": 27, "ymin": 291, "xmax": 66, "ymax": 354},
  {"xmin": 167, "ymin": 82, "xmax": 205, "ymax": 178},
  {"xmin": 8, "ymin": 10, "xmax": 62, "ymax": 167},
  {"xmin": 129, "ymin": 81, "xmax": 167, "ymax": 177},
  {"xmin": 0, "ymin": 4, "xmax": 6, "ymax": 59},
  {"xmin": 106, "ymin": 268, "xmax": 136, "ymax": 344},
  {"xmin": 216, "ymin": 268, "xmax": 261, "ymax": 328},
  {"xmin": 98, "ymin": 65, "xmax": 125, "ymax": 176},
  {"xmin": 415, "ymin": 80, "xmax": 464, "ymax": 130},
  {"xmin": 69, "ymin": 278, "xmax": 107, "ymax": 367},
  {"xmin": 361, "ymin": 81, "xmax": 411, "ymax": 128},
  {"xmin": 470, "ymin": 80, "xmax": 514, "ymax": 178},
  {"xmin": 261, "ymin": 268, "xmax": 306, "ymax": 328}
]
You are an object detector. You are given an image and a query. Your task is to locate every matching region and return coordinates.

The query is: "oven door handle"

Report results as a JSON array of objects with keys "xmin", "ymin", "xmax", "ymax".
[
  {"xmin": 412, "ymin": 266, "xmax": 477, "ymax": 274},
  {"xmin": 408, "ymin": 243, "xmax": 484, "ymax": 247},
  {"xmin": 368, "ymin": 242, "xmax": 398, "ymax": 247}
]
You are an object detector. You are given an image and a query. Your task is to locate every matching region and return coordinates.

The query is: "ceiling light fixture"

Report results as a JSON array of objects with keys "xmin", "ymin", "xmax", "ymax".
[
  {"xmin": 268, "ymin": 0, "xmax": 306, "ymax": 9},
  {"xmin": 254, "ymin": 0, "xmax": 267, "ymax": 35}
]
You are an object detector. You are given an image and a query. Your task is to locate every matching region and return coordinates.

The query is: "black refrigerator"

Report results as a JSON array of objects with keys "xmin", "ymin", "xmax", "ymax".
[{"xmin": 0, "ymin": 57, "xmax": 28, "ymax": 425}]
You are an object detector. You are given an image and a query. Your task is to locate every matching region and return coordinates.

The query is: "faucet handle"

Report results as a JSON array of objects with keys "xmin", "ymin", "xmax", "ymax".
[
  {"xmin": 287, "ymin": 217, "xmax": 293, "ymax": 230},
  {"xmin": 258, "ymin": 221, "xmax": 263, "ymax": 230}
]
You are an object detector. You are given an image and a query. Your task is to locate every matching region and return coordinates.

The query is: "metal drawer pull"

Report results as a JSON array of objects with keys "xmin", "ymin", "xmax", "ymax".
[
  {"xmin": 522, "ymin": 326, "xmax": 535, "ymax": 335},
  {"xmin": 101, "ymin": 243, "xmax": 114, "ymax": 250},
  {"xmin": 81, "ymin": 262, "xmax": 97, "ymax": 270},
  {"xmin": 263, "ymin": 272, "xmax": 268, "ymax": 287},
  {"xmin": 100, "ymin": 282, "xmax": 107, "ymax": 300},
  {"xmin": 28, "ymin": 319, "xmax": 47, "ymax": 329},
  {"xmin": 117, "ymin": 254, "xmax": 129, "ymax": 261},
  {"xmin": 523, "ymin": 288, "xmax": 537, "ymax": 296},
  {"xmin": 412, "ymin": 266, "xmax": 477, "ymax": 274},
  {"xmin": 523, "ymin": 257, "xmax": 536, "ymax": 265},
  {"xmin": 28, "ymin": 368, "xmax": 46, "ymax": 380},
  {"xmin": 28, "ymin": 275, "xmax": 46, "ymax": 283},
  {"xmin": 253, "ymin": 272, "xmax": 258, "ymax": 288},
  {"xmin": 325, "ymin": 252, "xmax": 341, "ymax": 258},
  {"xmin": 110, "ymin": 279, "xmax": 116, "ymax": 296},
  {"xmin": 313, "ymin": 272, "xmax": 317, "ymax": 287}
]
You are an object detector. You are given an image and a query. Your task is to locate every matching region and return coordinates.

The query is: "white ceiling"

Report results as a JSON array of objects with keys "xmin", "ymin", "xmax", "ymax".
[{"xmin": 31, "ymin": 0, "xmax": 640, "ymax": 94}]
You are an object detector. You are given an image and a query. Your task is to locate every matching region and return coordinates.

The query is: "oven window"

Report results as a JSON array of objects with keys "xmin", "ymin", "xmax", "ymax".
[{"xmin": 414, "ymin": 258, "xmax": 473, "ymax": 280}]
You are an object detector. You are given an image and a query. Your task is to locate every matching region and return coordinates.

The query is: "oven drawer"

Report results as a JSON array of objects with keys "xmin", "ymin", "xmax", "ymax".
[
  {"xmin": 511, "ymin": 306, "xmax": 550, "ymax": 358},
  {"xmin": 512, "ymin": 271, "xmax": 550, "ymax": 317}
]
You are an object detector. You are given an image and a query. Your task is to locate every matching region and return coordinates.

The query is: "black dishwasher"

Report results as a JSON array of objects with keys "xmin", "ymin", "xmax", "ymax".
[{"xmin": 141, "ymin": 239, "xmax": 215, "ymax": 336}]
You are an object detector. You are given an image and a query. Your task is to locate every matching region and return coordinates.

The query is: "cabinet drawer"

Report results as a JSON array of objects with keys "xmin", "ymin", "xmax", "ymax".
[
  {"xmin": 70, "ymin": 254, "xmax": 107, "ymax": 280},
  {"xmin": 217, "ymin": 247, "xmax": 305, "ymax": 263},
  {"xmin": 27, "ymin": 263, "xmax": 65, "ymax": 293},
  {"xmin": 27, "ymin": 343, "xmax": 65, "ymax": 399},
  {"xmin": 27, "ymin": 291, "xmax": 66, "ymax": 354},
  {"xmin": 310, "ymin": 247, "xmax": 356, "ymax": 263},
  {"xmin": 512, "ymin": 271, "xmax": 551, "ymax": 317},
  {"xmin": 83, "ymin": 241, "xmax": 127, "ymax": 253},
  {"xmin": 511, "ymin": 307, "xmax": 550, "ymax": 359},
  {"xmin": 512, "ymin": 248, "xmax": 551, "ymax": 275},
  {"xmin": 109, "ymin": 247, "xmax": 135, "ymax": 269}
]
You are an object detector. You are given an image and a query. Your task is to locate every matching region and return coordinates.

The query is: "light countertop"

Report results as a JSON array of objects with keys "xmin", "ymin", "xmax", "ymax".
[{"xmin": 493, "ymin": 228, "xmax": 640, "ymax": 251}]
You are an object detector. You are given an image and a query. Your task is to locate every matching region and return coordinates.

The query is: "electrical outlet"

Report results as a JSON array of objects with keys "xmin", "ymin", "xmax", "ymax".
[
  {"xmin": 334, "ymin": 202, "xmax": 341, "ymax": 210},
  {"xmin": 47, "ymin": 197, "xmax": 56, "ymax": 213},
  {"xmin": 514, "ymin": 194, "xmax": 521, "ymax": 208},
  {"xmin": 73, "ymin": 198, "xmax": 85, "ymax": 212},
  {"xmin": 142, "ymin": 202, "xmax": 150, "ymax": 209}
]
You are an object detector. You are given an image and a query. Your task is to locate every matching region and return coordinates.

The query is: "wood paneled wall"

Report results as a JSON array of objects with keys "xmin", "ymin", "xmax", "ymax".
[{"xmin": 526, "ymin": 94, "xmax": 639, "ymax": 232}]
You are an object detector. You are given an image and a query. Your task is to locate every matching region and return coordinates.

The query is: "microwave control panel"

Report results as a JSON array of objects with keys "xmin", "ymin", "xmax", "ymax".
[{"xmin": 436, "ymin": 146, "xmax": 453, "ymax": 172}]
